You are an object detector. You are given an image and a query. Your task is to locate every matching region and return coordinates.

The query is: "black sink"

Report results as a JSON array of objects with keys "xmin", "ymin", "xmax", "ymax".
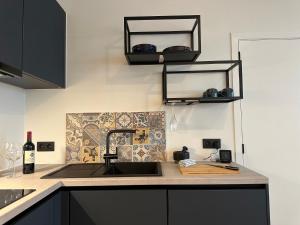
[
  {"xmin": 41, "ymin": 162, "xmax": 162, "ymax": 178},
  {"xmin": 95, "ymin": 162, "xmax": 162, "ymax": 177}
]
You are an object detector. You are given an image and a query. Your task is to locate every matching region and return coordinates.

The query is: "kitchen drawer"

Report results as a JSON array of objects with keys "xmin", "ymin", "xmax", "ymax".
[
  {"xmin": 168, "ymin": 187, "xmax": 269, "ymax": 225},
  {"xmin": 70, "ymin": 189, "xmax": 167, "ymax": 225}
]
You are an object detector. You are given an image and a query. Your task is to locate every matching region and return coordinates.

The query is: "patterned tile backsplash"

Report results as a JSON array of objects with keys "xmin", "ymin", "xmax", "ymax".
[{"xmin": 66, "ymin": 112, "xmax": 166, "ymax": 163}]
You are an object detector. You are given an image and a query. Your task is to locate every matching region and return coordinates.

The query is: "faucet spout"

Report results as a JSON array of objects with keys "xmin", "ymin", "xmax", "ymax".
[{"xmin": 104, "ymin": 129, "xmax": 136, "ymax": 168}]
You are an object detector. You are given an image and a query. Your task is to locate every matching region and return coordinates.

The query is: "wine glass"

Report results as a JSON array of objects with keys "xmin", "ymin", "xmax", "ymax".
[
  {"xmin": 0, "ymin": 140, "xmax": 4, "ymax": 159},
  {"xmin": 0, "ymin": 141, "xmax": 11, "ymax": 176},
  {"xmin": 1, "ymin": 142, "xmax": 23, "ymax": 178},
  {"xmin": 0, "ymin": 140, "xmax": 8, "ymax": 166},
  {"xmin": 169, "ymin": 103, "xmax": 178, "ymax": 131}
]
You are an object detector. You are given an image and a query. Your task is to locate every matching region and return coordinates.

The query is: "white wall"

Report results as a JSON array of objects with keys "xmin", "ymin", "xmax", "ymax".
[
  {"xmin": 0, "ymin": 83, "xmax": 25, "ymax": 170},
  {"xmin": 25, "ymin": 0, "xmax": 300, "ymax": 164},
  {"xmin": 232, "ymin": 36, "xmax": 300, "ymax": 225}
]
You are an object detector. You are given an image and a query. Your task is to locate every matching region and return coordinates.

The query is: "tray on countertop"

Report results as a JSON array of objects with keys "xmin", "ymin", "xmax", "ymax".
[{"xmin": 179, "ymin": 163, "xmax": 240, "ymax": 175}]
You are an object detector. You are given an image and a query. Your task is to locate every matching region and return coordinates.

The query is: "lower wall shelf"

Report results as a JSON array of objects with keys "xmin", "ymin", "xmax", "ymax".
[
  {"xmin": 164, "ymin": 97, "xmax": 242, "ymax": 105},
  {"xmin": 162, "ymin": 58, "xmax": 244, "ymax": 106}
]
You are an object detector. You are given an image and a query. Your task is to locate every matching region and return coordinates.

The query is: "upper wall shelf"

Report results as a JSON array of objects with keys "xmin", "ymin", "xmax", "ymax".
[{"xmin": 124, "ymin": 15, "xmax": 201, "ymax": 65}]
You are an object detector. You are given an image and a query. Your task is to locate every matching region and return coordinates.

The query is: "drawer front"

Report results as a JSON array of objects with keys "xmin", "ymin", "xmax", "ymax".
[
  {"xmin": 70, "ymin": 189, "xmax": 167, "ymax": 225},
  {"xmin": 169, "ymin": 188, "xmax": 269, "ymax": 225}
]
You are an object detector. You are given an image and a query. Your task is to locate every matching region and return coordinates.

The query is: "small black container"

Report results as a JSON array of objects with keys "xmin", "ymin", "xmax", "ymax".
[
  {"xmin": 203, "ymin": 88, "xmax": 218, "ymax": 98},
  {"xmin": 219, "ymin": 150, "xmax": 232, "ymax": 163},
  {"xmin": 173, "ymin": 146, "xmax": 190, "ymax": 163},
  {"xmin": 218, "ymin": 88, "xmax": 234, "ymax": 97},
  {"xmin": 132, "ymin": 44, "xmax": 157, "ymax": 53},
  {"xmin": 163, "ymin": 46, "xmax": 191, "ymax": 54}
]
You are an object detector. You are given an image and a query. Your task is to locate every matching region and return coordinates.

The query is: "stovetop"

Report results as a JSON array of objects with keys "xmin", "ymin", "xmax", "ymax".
[{"xmin": 0, "ymin": 189, "xmax": 35, "ymax": 210}]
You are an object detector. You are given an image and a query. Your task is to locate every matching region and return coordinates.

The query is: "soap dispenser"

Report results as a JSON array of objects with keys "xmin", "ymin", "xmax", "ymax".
[{"xmin": 173, "ymin": 146, "xmax": 190, "ymax": 163}]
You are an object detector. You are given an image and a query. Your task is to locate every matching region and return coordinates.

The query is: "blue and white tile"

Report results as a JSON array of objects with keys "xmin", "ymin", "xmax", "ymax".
[
  {"xmin": 148, "ymin": 145, "xmax": 167, "ymax": 162},
  {"xmin": 82, "ymin": 124, "xmax": 101, "ymax": 146},
  {"xmin": 133, "ymin": 145, "xmax": 151, "ymax": 162},
  {"xmin": 110, "ymin": 133, "xmax": 133, "ymax": 146},
  {"xmin": 99, "ymin": 113, "xmax": 115, "ymax": 129},
  {"xmin": 149, "ymin": 111, "xmax": 166, "ymax": 129},
  {"xmin": 149, "ymin": 129, "xmax": 166, "ymax": 145},
  {"xmin": 117, "ymin": 146, "xmax": 133, "ymax": 162},
  {"xmin": 81, "ymin": 146, "xmax": 100, "ymax": 163},
  {"xmin": 133, "ymin": 128, "xmax": 150, "ymax": 145},
  {"xmin": 82, "ymin": 113, "xmax": 101, "ymax": 127},
  {"xmin": 66, "ymin": 140, "xmax": 82, "ymax": 163},
  {"xmin": 116, "ymin": 112, "xmax": 133, "ymax": 129},
  {"xmin": 133, "ymin": 112, "xmax": 149, "ymax": 128}
]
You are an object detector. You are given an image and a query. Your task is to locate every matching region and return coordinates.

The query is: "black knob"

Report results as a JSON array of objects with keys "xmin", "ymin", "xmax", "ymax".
[{"xmin": 182, "ymin": 146, "xmax": 188, "ymax": 152}]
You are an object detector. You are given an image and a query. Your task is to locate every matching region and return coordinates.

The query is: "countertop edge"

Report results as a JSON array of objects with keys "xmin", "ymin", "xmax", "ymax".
[{"xmin": 0, "ymin": 181, "xmax": 62, "ymax": 224}]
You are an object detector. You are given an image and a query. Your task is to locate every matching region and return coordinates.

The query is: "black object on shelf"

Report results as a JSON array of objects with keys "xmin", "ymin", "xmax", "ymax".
[
  {"xmin": 218, "ymin": 88, "xmax": 234, "ymax": 97},
  {"xmin": 203, "ymin": 88, "xmax": 218, "ymax": 98},
  {"xmin": 124, "ymin": 15, "xmax": 201, "ymax": 65},
  {"xmin": 132, "ymin": 44, "xmax": 157, "ymax": 53},
  {"xmin": 163, "ymin": 46, "xmax": 192, "ymax": 54},
  {"xmin": 162, "ymin": 55, "xmax": 243, "ymax": 105}
]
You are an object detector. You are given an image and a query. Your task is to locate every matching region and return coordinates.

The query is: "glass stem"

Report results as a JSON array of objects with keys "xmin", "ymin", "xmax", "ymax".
[
  {"xmin": 12, "ymin": 160, "xmax": 16, "ymax": 177},
  {"xmin": 8, "ymin": 160, "xmax": 12, "ymax": 177},
  {"xmin": 170, "ymin": 103, "xmax": 178, "ymax": 131}
]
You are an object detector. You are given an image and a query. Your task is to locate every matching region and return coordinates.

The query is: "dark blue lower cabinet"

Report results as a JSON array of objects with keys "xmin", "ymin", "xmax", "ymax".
[
  {"xmin": 7, "ymin": 190, "xmax": 68, "ymax": 225},
  {"xmin": 168, "ymin": 187, "xmax": 270, "ymax": 225},
  {"xmin": 69, "ymin": 189, "xmax": 167, "ymax": 225},
  {"xmin": 6, "ymin": 186, "xmax": 270, "ymax": 225}
]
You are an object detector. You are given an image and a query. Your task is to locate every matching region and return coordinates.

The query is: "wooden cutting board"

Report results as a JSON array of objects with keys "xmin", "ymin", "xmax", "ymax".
[{"xmin": 179, "ymin": 163, "xmax": 240, "ymax": 175}]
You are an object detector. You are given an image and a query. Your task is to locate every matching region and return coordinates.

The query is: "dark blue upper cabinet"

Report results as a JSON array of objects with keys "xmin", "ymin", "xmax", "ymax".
[
  {"xmin": 23, "ymin": 0, "xmax": 66, "ymax": 88},
  {"xmin": 0, "ymin": 0, "xmax": 23, "ymax": 77},
  {"xmin": 0, "ymin": 0, "xmax": 66, "ymax": 89}
]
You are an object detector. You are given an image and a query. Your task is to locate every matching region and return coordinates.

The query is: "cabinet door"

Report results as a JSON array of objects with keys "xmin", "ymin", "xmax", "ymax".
[
  {"xmin": 0, "ymin": 0, "xmax": 23, "ymax": 73},
  {"xmin": 9, "ymin": 195, "xmax": 55, "ymax": 225},
  {"xmin": 70, "ymin": 189, "xmax": 167, "ymax": 225},
  {"xmin": 168, "ymin": 188, "xmax": 269, "ymax": 225},
  {"xmin": 23, "ymin": 0, "xmax": 66, "ymax": 87},
  {"xmin": 7, "ymin": 191, "xmax": 67, "ymax": 225}
]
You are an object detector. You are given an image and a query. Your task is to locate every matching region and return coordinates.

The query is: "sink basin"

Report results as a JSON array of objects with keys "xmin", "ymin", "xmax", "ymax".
[
  {"xmin": 41, "ymin": 162, "xmax": 162, "ymax": 178},
  {"xmin": 96, "ymin": 162, "xmax": 162, "ymax": 177}
]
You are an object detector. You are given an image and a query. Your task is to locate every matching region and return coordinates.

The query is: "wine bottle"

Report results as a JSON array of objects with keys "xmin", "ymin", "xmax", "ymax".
[{"xmin": 23, "ymin": 131, "xmax": 35, "ymax": 174}]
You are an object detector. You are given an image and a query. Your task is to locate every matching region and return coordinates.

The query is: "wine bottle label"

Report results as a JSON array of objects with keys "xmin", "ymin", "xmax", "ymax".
[{"xmin": 24, "ymin": 151, "xmax": 35, "ymax": 164}]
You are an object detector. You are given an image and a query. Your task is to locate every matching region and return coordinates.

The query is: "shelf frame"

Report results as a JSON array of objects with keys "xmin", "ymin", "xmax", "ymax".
[
  {"xmin": 124, "ymin": 15, "xmax": 201, "ymax": 65},
  {"xmin": 162, "ymin": 57, "xmax": 243, "ymax": 105}
]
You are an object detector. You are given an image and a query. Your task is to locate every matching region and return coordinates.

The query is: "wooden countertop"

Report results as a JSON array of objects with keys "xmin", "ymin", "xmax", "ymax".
[{"xmin": 0, "ymin": 162, "xmax": 268, "ymax": 224}]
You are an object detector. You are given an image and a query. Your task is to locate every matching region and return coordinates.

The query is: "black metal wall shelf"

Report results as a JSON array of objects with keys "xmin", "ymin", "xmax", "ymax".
[
  {"xmin": 124, "ymin": 15, "xmax": 201, "ymax": 65},
  {"xmin": 162, "ymin": 59, "xmax": 243, "ymax": 105}
]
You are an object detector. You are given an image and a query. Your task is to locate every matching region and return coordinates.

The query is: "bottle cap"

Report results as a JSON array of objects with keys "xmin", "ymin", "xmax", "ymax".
[{"xmin": 27, "ymin": 131, "xmax": 32, "ymax": 140}]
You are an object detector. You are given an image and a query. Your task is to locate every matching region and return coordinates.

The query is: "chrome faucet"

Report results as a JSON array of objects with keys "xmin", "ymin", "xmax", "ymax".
[{"xmin": 104, "ymin": 129, "xmax": 136, "ymax": 168}]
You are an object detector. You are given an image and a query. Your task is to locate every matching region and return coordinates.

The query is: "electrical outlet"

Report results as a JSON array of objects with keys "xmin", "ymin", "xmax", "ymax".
[
  {"xmin": 203, "ymin": 139, "xmax": 221, "ymax": 149},
  {"xmin": 37, "ymin": 142, "xmax": 55, "ymax": 152}
]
